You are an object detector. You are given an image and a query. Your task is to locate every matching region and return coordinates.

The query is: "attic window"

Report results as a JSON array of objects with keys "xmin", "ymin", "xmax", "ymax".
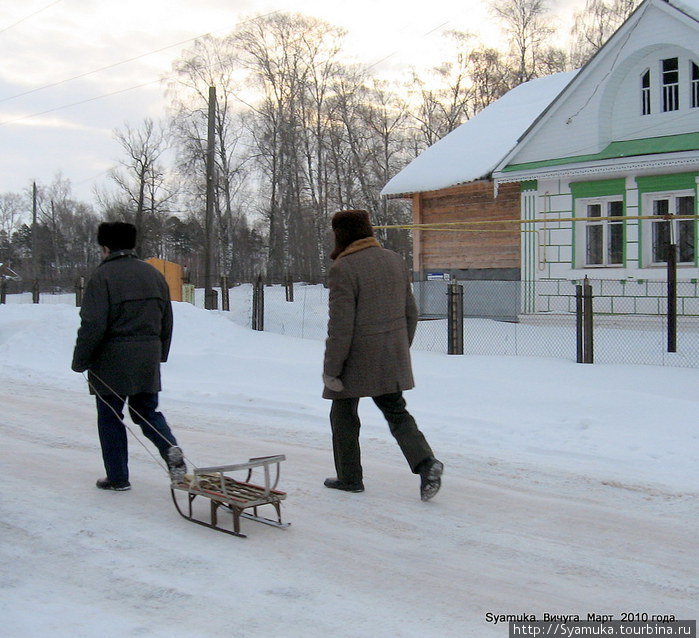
[
  {"xmin": 641, "ymin": 70, "xmax": 651, "ymax": 115},
  {"xmin": 692, "ymin": 62, "xmax": 699, "ymax": 108},
  {"xmin": 662, "ymin": 57, "xmax": 679, "ymax": 112}
]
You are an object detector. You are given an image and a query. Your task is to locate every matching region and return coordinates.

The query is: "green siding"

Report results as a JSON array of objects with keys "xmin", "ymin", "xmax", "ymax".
[
  {"xmin": 571, "ymin": 178, "xmax": 626, "ymax": 199},
  {"xmin": 636, "ymin": 172, "xmax": 699, "ymax": 195},
  {"xmin": 520, "ymin": 180, "xmax": 538, "ymax": 191},
  {"xmin": 503, "ymin": 132, "xmax": 699, "ymax": 172}
]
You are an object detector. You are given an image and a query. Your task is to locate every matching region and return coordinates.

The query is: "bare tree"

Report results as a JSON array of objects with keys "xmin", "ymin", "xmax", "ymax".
[
  {"xmin": 570, "ymin": 0, "xmax": 640, "ymax": 67},
  {"xmin": 110, "ymin": 118, "xmax": 173, "ymax": 256},
  {"xmin": 0, "ymin": 192, "xmax": 23, "ymax": 240},
  {"xmin": 0, "ymin": 192, "xmax": 24, "ymax": 267},
  {"xmin": 468, "ymin": 46, "xmax": 516, "ymax": 111},
  {"xmin": 168, "ymin": 35, "xmax": 253, "ymax": 280},
  {"xmin": 490, "ymin": 0, "xmax": 559, "ymax": 82},
  {"xmin": 232, "ymin": 12, "xmax": 346, "ymax": 281},
  {"xmin": 409, "ymin": 30, "xmax": 477, "ymax": 150}
]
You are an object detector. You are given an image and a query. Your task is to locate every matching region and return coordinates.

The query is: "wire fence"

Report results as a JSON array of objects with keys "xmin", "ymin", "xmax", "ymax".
[
  {"xmin": 187, "ymin": 279, "xmax": 699, "ymax": 368},
  {"xmin": 5, "ymin": 277, "xmax": 699, "ymax": 368},
  {"xmin": 0, "ymin": 277, "xmax": 83, "ymax": 305}
]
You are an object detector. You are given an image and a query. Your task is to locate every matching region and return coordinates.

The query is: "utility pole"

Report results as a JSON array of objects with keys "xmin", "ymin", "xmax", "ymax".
[
  {"xmin": 667, "ymin": 242, "xmax": 677, "ymax": 353},
  {"xmin": 32, "ymin": 181, "xmax": 38, "ymax": 280},
  {"xmin": 204, "ymin": 85, "xmax": 217, "ymax": 310}
]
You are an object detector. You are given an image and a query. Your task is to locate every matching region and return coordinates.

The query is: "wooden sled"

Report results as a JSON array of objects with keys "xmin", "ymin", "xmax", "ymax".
[{"xmin": 171, "ymin": 455, "xmax": 289, "ymax": 537}]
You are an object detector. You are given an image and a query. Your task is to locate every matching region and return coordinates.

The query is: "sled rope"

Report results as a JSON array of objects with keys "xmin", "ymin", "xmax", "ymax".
[{"xmin": 83, "ymin": 371, "xmax": 195, "ymax": 475}]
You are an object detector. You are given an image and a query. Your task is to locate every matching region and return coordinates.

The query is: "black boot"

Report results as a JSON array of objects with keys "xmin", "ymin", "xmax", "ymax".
[
  {"xmin": 418, "ymin": 458, "xmax": 443, "ymax": 501},
  {"xmin": 324, "ymin": 477, "xmax": 365, "ymax": 492},
  {"xmin": 96, "ymin": 478, "xmax": 131, "ymax": 491}
]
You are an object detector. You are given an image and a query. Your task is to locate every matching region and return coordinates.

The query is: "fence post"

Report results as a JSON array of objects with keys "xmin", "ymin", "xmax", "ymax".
[
  {"xmin": 252, "ymin": 275, "xmax": 265, "ymax": 331},
  {"xmin": 575, "ymin": 284, "xmax": 584, "ymax": 363},
  {"xmin": 582, "ymin": 276, "xmax": 594, "ymax": 364},
  {"xmin": 220, "ymin": 276, "xmax": 230, "ymax": 312},
  {"xmin": 285, "ymin": 273, "xmax": 294, "ymax": 302},
  {"xmin": 75, "ymin": 276, "xmax": 85, "ymax": 307},
  {"xmin": 447, "ymin": 282, "xmax": 464, "ymax": 355},
  {"xmin": 667, "ymin": 243, "xmax": 677, "ymax": 353},
  {"xmin": 0, "ymin": 278, "xmax": 6, "ymax": 304},
  {"xmin": 205, "ymin": 287, "xmax": 218, "ymax": 310},
  {"xmin": 32, "ymin": 279, "xmax": 40, "ymax": 304}
]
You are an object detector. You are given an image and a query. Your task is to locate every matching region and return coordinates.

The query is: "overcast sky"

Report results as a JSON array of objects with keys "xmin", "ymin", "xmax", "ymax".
[{"xmin": 0, "ymin": 0, "xmax": 582, "ymax": 206}]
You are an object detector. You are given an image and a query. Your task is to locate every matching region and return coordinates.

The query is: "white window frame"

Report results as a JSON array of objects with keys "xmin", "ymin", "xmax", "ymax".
[
  {"xmin": 642, "ymin": 190, "xmax": 696, "ymax": 267},
  {"xmin": 691, "ymin": 61, "xmax": 699, "ymax": 109},
  {"xmin": 661, "ymin": 57, "xmax": 680, "ymax": 112},
  {"xmin": 576, "ymin": 197, "xmax": 625, "ymax": 268},
  {"xmin": 641, "ymin": 69, "xmax": 651, "ymax": 115}
]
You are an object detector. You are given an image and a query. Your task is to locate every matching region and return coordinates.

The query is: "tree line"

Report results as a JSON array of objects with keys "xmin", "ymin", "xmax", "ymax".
[{"xmin": 0, "ymin": 0, "xmax": 639, "ymax": 289}]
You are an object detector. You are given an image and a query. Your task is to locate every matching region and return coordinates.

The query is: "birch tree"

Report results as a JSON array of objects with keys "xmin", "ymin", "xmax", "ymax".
[
  {"xmin": 168, "ymin": 35, "xmax": 252, "ymax": 280},
  {"xmin": 570, "ymin": 0, "xmax": 640, "ymax": 67},
  {"xmin": 110, "ymin": 118, "xmax": 172, "ymax": 257},
  {"xmin": 490, "ymin": 0, "xmax": 560, "ymax": 82}
]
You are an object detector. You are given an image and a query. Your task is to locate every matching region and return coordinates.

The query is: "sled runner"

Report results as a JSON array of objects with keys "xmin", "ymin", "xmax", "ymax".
[{"xmin": 170, "ymin": 455, "xmax": 289, "ymax": 538}]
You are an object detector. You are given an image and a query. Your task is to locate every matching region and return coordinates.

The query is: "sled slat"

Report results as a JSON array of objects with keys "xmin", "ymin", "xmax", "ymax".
[{"xmin": 171, "ymin": 455, "xmax": 289, "ymax": 537}]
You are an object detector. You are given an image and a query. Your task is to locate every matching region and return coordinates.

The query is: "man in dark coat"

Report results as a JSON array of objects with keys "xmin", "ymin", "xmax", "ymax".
[
  {"xmin": 323, "ymin": 209, "xmax": 443, "ymax": 501},
  {"xmin": 72, "ymin": 222, "xmax": 185, "ymax": 491}
]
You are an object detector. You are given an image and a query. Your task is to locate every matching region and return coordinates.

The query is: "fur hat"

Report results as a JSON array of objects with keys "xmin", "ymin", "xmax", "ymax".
[
  {"xmin": 330, "ymin": 209, "xmax": 374, "ymax": 259},
  {"xmin": 97, "ymin": 222, "xmax": 137, "ymax": 251}
]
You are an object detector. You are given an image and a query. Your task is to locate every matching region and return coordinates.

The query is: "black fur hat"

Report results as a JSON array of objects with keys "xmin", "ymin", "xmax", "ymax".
[
  {"xmin": 330, "ymin": 209, "xmax": 374, "ymax": 259},
  {"xmin": 97, "ymin": 222, "xmax": 137, "ymax": 251}
]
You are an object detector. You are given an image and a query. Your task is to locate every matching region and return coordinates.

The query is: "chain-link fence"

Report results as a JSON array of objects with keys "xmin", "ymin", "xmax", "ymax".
[
  {"xmin": 6, "ymin": 276, "xmax": 698, "ymax": 368},
  {"xmin": 211, "ymin": 279, "xmax": 699, "ymax": 368}
]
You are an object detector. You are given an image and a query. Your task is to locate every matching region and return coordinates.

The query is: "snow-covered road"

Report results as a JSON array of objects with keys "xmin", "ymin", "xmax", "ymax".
[
  {"xmin": 1, "ymin": 377, "xmax": 696, "ymax": 637},
  {"xmin": 1, "ymin": 302, "xmax": 697, "ymax": 636}
]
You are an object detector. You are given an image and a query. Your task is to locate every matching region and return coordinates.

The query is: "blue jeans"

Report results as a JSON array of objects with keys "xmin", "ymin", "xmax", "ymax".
[{"xmin": 96, "ymin": 393, "xmax": 177, "ymax": 482}]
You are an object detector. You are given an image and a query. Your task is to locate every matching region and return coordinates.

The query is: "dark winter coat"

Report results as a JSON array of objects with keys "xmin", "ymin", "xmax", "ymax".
[
  {"xmin": 71, "ymin": 250, "xmax": 173, "ymax": 396},
  {"xmin": 323, "ymin": 237, "xmax": 418, "ymax": 399}
]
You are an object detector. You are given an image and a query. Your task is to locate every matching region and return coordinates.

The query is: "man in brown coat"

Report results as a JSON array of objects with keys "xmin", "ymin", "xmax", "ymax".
[{"xmin": 323, "ymin": 209, "xmax": 443, "ymax": 501}]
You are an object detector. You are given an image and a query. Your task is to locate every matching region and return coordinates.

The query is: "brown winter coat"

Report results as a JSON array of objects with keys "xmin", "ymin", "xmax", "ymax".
[
  {"xmin": 323, "ymin": 237, "xmax": 418, "ymax": 399},
  {"xmin": 72, "ymin": 250, "xmax": 173, "ymax": 396}
]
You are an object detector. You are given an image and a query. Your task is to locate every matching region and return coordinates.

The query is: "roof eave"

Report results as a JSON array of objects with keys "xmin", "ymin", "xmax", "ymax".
[
  {"xmin": 493, "ymin": 151, "xmax": 699, "ymax": 184},
  {"xmin": 380, "ymin": 173, "xmax": 494, "ymax": 199}
]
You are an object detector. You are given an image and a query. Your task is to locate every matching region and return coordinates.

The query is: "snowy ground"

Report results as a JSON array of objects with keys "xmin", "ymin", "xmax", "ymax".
[{"xmin": 0, "ymin": 302, "xmax": 697, "ymax": 637}]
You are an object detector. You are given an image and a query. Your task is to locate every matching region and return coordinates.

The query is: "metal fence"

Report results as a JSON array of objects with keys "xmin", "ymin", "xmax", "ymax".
[
  {"xmin": 6, "ymin": 277, "xmax": 698, "ymax": 368},
  {"xmin": 0, "ymin": 277, "xmax": 84, "ymax": 305},
  {"xmin": 211, "ymin": 279, "xmax": 699, "ymax": 368}
]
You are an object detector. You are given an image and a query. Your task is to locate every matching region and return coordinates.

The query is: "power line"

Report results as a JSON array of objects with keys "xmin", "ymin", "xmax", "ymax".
[
  {"xmin": 0, "ymin": 9, "xmax": 281, "ymax": 106},
  {"xmin": 365, "ymin": 20, "xmax": 451, "ymax": 71},
  {"xmin": 0, "ymin": 0, "xmax": 64, "ymax": 36},
  {"xmin": 0, "ymin": 79, "xmax": 161, "ymax": 128},
  {"xmin": 0, "ymin": 32, "xmax": 212, "ymax": 105},
  {"xmin": 0, "ymin": 10, "xmax": 281, "ymax": 128}
]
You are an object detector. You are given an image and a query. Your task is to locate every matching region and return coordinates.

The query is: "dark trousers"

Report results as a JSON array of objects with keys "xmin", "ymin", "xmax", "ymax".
[
  {"xmin": 96, "ymin": 392, "xmax": 177, "ymax": 482},
  {"xmin": 330, "ymin": 392, "xmax": 433, "ymax": 483}
]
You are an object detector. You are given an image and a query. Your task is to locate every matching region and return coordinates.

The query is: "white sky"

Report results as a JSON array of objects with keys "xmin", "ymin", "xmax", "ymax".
[{"xmin": 0, "ymin": 0, "xmax": 583, "ymax": 206}]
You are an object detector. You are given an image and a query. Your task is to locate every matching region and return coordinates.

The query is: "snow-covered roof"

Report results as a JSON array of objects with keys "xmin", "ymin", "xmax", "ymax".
[{"xmin": 381, "ymin": 70, "xmax": 578, "ymax": 197}]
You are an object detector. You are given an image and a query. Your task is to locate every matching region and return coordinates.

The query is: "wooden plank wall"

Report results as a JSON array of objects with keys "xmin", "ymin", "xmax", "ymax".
[{"xmin": 413, "ymin": 181, "xmax": 521, "ymax": 273}]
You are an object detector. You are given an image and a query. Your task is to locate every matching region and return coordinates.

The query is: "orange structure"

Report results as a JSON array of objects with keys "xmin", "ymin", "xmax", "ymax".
[{"xmin": 145, "ymin": 258, "xmax": 184, "ymax": 302}]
